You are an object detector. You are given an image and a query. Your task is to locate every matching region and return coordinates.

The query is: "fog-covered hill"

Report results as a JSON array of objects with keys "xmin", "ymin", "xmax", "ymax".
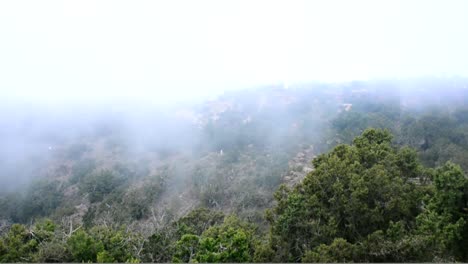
[{"xmin": 1, "ymin": 79, "xmax": 468, "ymax": 262}]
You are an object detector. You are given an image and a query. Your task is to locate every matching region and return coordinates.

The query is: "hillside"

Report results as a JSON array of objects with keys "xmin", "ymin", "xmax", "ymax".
[{"xmin": 1, "ymin": 79, "xmax": 468, "ymax": 262}]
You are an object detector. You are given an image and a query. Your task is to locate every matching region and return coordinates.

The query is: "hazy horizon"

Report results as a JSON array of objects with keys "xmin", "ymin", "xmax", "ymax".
[{"xmin": 2, "ymin": 0, "xmax": 468, "ymax": 105}]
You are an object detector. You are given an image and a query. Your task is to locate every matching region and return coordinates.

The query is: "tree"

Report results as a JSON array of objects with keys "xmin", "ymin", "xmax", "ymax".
[
  {"xmin": 0, "ymin": 224, "xmax": 37, "ymax": 262},
  {"xmin": 172, "ymin": 234, "xmax": 200, "ymax": 263},
  {"xmin": 89, "ymin": 225, "xmax": 140, "ymax": 263},
  {"xmin": 171, "ymin": 215, "xmax": 256, "ymax": 263},
  {"xmin": 141, "ymin": 208, "xmax": 224, "ymax": 263},
  {"xmin": 173, "ymin": 208, "xmax": 225, "ymax": 237},
  {"xmin": 302, "ymin": 238, "xmax": 358, "ymax": 263},
  {"xmin": 67, "ymin": 230, "xmax": 103, "ymax": 262},
  {"xmin": 415, "ymin": 162, "xmax": 468, "ymax": 261},
  {"xmin": 141, "ymin": 229, "xmax": 174, "ymax": 263},
  {"xmin": 80, "ymin": 170, "xmax": 124, "ymax": 203},
  {"xmin": 266, "ymin": 129, "xmax": 424, "ymax": 261},
  {"xmin": 20, "ymin": 180, "xmax": 63, "ymax": 222},
  {"xmin": 196, "ymin": 216, "xmax": 255, "ymax": 263}
]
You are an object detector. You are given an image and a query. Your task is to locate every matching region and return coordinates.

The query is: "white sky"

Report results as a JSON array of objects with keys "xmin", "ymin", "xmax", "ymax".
[{"xmin": 1, "ymin": 0, "xmax": 468, "ymax": 104}]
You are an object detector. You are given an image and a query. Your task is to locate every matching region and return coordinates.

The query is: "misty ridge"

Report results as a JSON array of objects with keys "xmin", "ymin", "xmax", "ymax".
[
  {"xmin": 1, "ymin": 77, "xmax": 467, "ymax": 191},
  {"xmin": 1, "ymin": 77, "xmax": 468, "ymax": 262},
  {"xmin": 3, "ymin": 0, "xmax": 468, "ymax": 262}
]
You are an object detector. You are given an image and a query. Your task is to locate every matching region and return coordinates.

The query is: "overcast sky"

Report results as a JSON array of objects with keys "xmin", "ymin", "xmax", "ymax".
[{"xmin": 1, "ymin": 0, "xmax": 468, "ymax": 104}]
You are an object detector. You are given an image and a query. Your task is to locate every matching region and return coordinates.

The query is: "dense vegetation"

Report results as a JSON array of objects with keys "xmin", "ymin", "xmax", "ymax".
[
  {"xmin": 1, "ymin": 81, "xmax": 468, "ymax": 262},
  {"xmin": 1, "ymin": 129, "xmax": 467, "ymax": 262}
]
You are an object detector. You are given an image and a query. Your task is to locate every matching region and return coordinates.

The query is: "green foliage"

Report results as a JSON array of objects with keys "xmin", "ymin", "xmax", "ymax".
[
  {"xmin": 97, "ymin": 250, "xmax": 115, "ymax": 263},
  {"xmin": 125, "ymin": 174, "xmax": 166, "ymax": 220},
  {"xmin": 67, "ymin": 230, "xmax": 103, "ymax": 262},
  {"xmin": 252, "ymin": 240, "xmax": 275, "ymax": 263},
  {"xmin": 0, "ymin": 220, "xmax": 58, "ymax": 262},
  {"xmin": 79, "ymin": 170, "xmax": 167, "ymax": 226},
  {"xmin": 0, "ymin": 222, "xmax": 143, "ymax": 263},
  {"xmin": 331, "ymin": 100, "xmax": 400, "ymax": 144},
  {"xmin": 34, "ymin": 240, "xmax": 71, "ymax": 263},
  {"xmin": 430, "ymin": 162, "xmax": 467, "ymax": 215},
  {"xmin": 3, "ymin": 86, "xmax": 468, "ymax": 263},
  {"xmin": 70, "ymin": 159, "xmax": 96, "ymax": 184},
  {"xmin": 0, "ymin": 192, "xmax": 23, "ymax": 223},
  {"xmin": 267, "ymin": 129, "xmax": 426, "ymax": 261},
  {"xmin": 141, "ymin": 229, "xmax": 174, "ymax": 263},
  {"xmin": 174, "ymin": 208, "xmax": 225, "ymax": 237},
  {"xmin": 1, "ymin": 145, "xmax": 468, "ymax": 264},
  {"xmin": 20, "ymin": 180, "xmax": 63, "ymax": 222},
  {"xmin": 66, "ymin": 226, "xmax": 141, "ymax": 263},
  {"xmin": 264, "ymin": 129, "xmax": 468, "ymax": 262},
  {"xmin": 196, "ymin": 216, "xmax": 255, "ymax": 263},
  {"xmin": 172, "ymin": 234, "xmax": 199, "ymax": 263},
  {"xmin": 302, "ymin": 238, "xmax": 359, "ymax": 263},
  {"xmin": 0, "ymin": 224, "xmax": 37, "ymax": 262},
  {"xmin": 80, "ymin": 170, "xmax": 125, "ymax": 203},
  {"xmin": 359, "ymin": 224, "xmax": 426, "ymax": 262},
  {"xmin": 31, "ymin": 219, "xmax": 56, "ymax": 242},
  {"xmin": 171, "ymin": 215, "xmax": 256, "ymax": 263},
  {"xmin": 190, "ymin": 149, "xmax": 287, "ymax": 214},
  {"xmin": 400, "ymin": 110, "xmax": 468, "ymax": 171},
  {"xmin": 141, "ymin": 208, "xmax": 224, "ymax": 263},
  {"xmin": 414, "ymin": 162, "xmax": 468, "ymax": 260},
  {"xmin": 89, "ymin": 225, "xmax": 139, "ymax": 263}
]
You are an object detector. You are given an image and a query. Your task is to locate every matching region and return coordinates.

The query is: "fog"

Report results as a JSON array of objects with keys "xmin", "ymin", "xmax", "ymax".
[
  {"xmin": 3, "ymin": 3, "xmax": 468, "ymax": 262},
  {"xmin": 2, "ymin": 0, "xmax": 468, "ymax": 105},
  {"xmin": 1, "ymin": 1, "xmax": 468, "ymax": 193}
]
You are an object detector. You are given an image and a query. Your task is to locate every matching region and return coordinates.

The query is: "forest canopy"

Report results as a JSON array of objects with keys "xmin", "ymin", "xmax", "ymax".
[{"xmin": 1, "ymin": 128, "xmax": 467, "ymax": 263}]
